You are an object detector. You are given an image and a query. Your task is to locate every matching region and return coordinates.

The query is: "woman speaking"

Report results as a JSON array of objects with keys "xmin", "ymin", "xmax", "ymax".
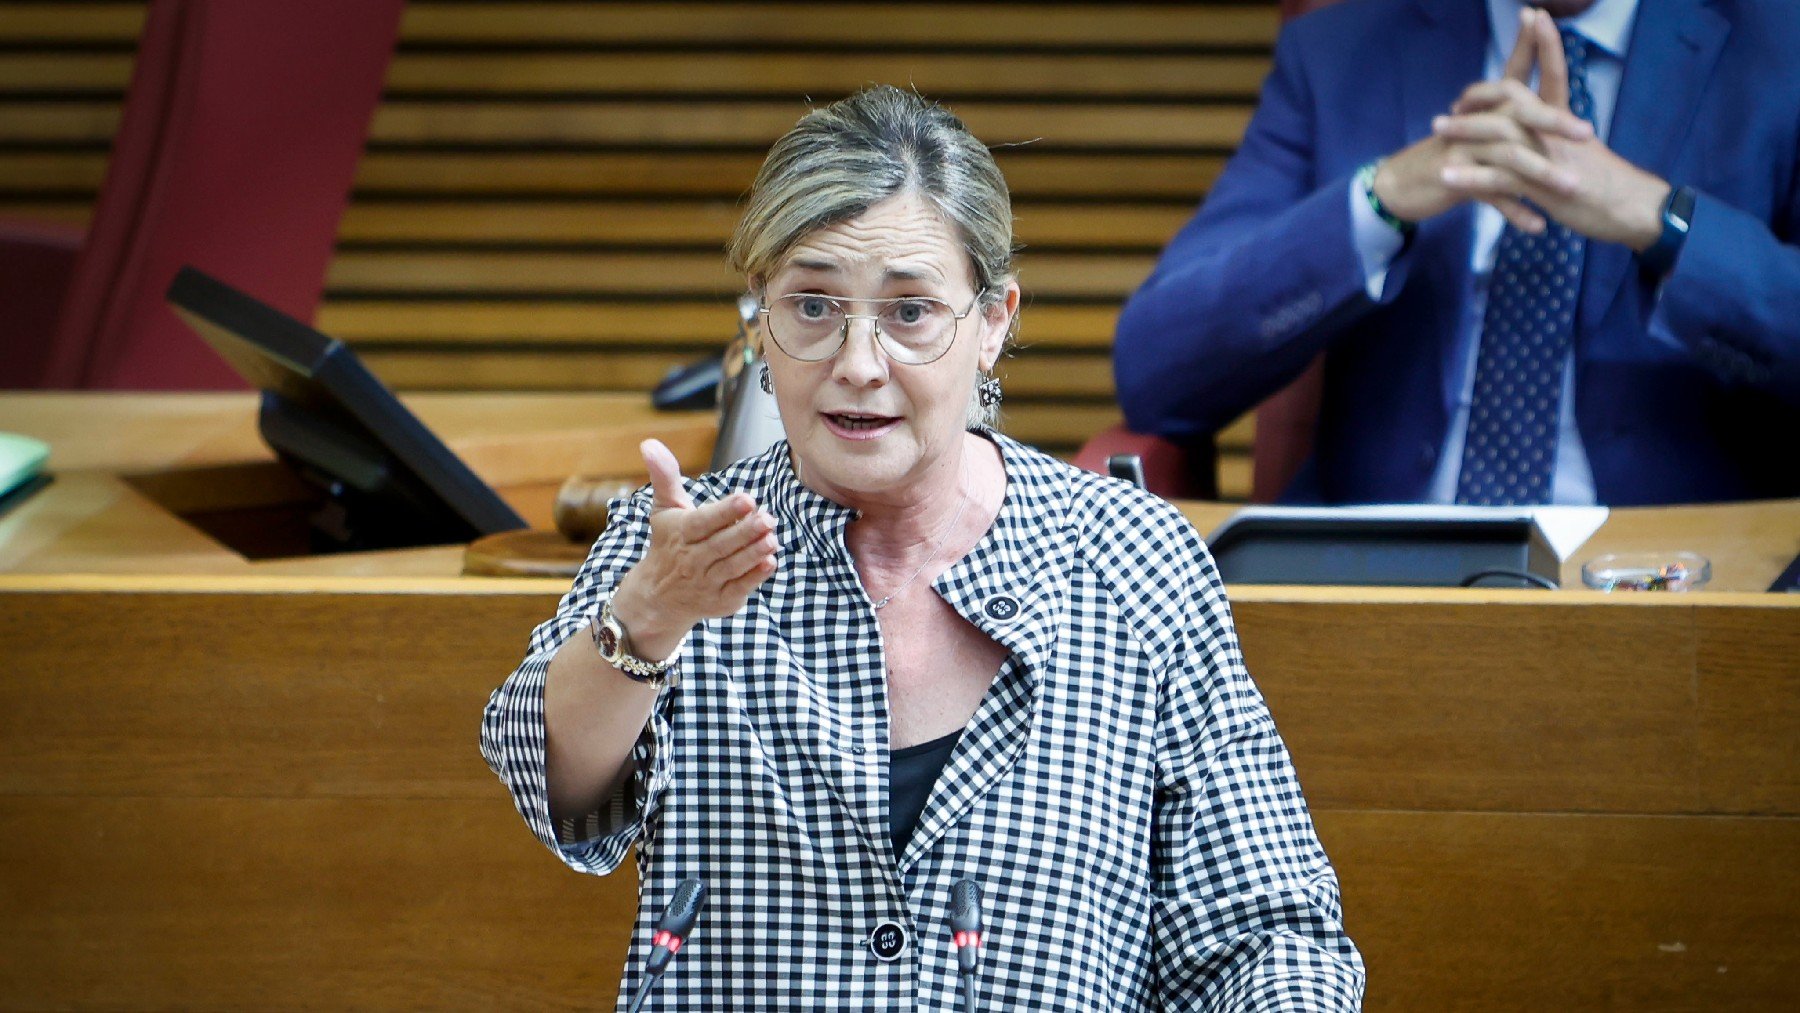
[{"xmin": 482, "ymin": 85, "xmax": 1363, "ymax": 1010}]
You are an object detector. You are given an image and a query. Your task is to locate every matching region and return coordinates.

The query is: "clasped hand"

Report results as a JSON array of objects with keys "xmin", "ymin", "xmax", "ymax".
[{"xmin": 1373, "ymin": 6, "xmax": 1668, "ymax": 251}]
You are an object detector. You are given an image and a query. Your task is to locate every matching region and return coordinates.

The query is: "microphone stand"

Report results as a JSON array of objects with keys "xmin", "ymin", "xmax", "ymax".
[
  {"xmin": 950, "ymin": 879, "xmax": 984, "ymax": 1013},
  {"xmin": 625, "ymin": 879, "xmax": 706, "ymax": 1013}
]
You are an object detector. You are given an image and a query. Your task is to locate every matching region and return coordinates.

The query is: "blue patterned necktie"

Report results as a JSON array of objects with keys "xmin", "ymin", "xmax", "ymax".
[{"xmin": 1456, "ymin": 28, "xmax": 1596, "ymax": 506}]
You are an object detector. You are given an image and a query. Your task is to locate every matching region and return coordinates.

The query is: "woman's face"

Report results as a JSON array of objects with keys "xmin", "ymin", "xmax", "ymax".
[{"xmin": 758, "ymin": 192, "xmax": 1016, "ymax": 505}]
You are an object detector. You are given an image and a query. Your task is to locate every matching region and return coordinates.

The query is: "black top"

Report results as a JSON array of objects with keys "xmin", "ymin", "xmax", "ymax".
[{"xmin": 888, "ymin": 728, "xmax": 962, "ymax": 856}]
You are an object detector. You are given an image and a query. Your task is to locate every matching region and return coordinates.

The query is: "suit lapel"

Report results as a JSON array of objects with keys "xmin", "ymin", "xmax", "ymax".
[{"xmin": 1580, "ymin": 0, "xmax": 1729, "ymax": 328}]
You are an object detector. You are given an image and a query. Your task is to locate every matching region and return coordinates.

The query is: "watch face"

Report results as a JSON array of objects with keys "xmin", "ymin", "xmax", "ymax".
[{"xmin": 596, "ymin": 624, "xmax": 620, "ymax": 659}]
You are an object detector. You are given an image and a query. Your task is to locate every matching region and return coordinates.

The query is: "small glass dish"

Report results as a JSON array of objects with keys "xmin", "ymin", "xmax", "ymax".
[{"xmin": 1581, "ymin": 551, "xmax": 1711, "ymax": 592}]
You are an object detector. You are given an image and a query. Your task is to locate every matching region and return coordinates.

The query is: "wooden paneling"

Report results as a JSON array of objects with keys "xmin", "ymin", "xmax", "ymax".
[
  {"xmin": 348, "ymin": 151, "xmax": 1230, "ymax": 199},
  {"xmin": 0, "ymin": 153, "xmax": 111, "ymax": 198},
  {"xmin": 324, "ymin": 250, "xmax": 1159, "ymax": 299},
  {"xmin": 0, "ymin": 52, "xmax": 132, "ymax": 92},
  {"xmin": 0, "ymin": 100, "xmax": 118, "ymax": 142},
  {"xmin": 0, "ymin": 589, "xmax": 544, "ymax": 799},
  {"xmin": 332, "ymin": 200, "xmax": 1191, "ymax": 247},
  {"xmin": 1318, "ymin": 810, "xmax": 1800, "ymax": 1012},
  {"xmin": 381, "ymin": 52, "xmax": 1273, "ymax": 99},
  {"xmin": 1695, "ymin": 604, "xmax": 1800, "ymax": 813},
  {"xmin": 4, "ymin": 802, "xmax": 1795, "ymax": 1012},
  {"xmin": 3, "ymin": 589, "xmax": 1792, "ymax": 818},
  {"xmin": 0, "ymin": 0, "xmax": 1263, "ymax": 476},
  {"xmin": 1240, "ymin": 596, "xmax": 1800, "ymax": 815},
  {"xmin": 0, "ymin": 150, "xmax": 1227, "ymax": 199},
  {"xmin": 0, "ymin": 97, "xmax": 1250, "ymax": 149},
  {"xmin": 1, "ymin": 581, "xmax": 1795, "ymax": 1010},
  {"xmin": 363, "ymin": 100, "xmax": 1252, "ymax": 148},
  {"xmin": 2, "ymin": 51, "xmax": 1269, "ymax": 99},
  {"xmin": 394, "ymin": 4, "xmax": 1280, "ymax": 48},
  {"xmin": 0, "ymin": 796, "xmax": 640, "ymax": 1011},
  {"xmin": 6, "ymin": 797, "xmax": 1792, "ymax": 1010}
]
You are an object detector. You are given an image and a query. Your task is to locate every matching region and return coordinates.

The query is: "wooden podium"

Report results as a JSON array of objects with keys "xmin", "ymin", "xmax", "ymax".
[{"xmin": 1, "ymin": 393, "xmax": 1795, "ymax": 1010}]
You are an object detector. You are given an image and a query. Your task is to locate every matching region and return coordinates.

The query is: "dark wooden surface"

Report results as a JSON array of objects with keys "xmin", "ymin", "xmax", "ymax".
[{"xmin": 1, "ymin": 581, "xmax": 1794, "ymax": 1009}]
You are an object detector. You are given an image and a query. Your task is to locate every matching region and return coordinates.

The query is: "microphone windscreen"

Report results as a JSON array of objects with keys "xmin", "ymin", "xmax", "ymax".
[
  {"xmin": 657, "ymin": 878, "xmax": 707, "ymax": 937},
  {"xmin": 951, "ymin": 878, "xmax": 983, "ymax": 933}
]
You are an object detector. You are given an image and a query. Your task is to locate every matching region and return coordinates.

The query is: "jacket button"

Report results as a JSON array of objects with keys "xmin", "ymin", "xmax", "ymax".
[{"xmin": 868, "ymin": 920, "xmax": 908, "ymax": 962}]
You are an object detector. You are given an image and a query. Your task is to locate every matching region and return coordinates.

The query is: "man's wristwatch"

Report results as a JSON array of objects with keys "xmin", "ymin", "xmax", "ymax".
[
  {"xmin": 592, "ymin": 597, "xmax": 681, "ymax": 688},
  {"xmin": 1639, "ymin": 185, "xmax": 1696, "ymax": 278}
]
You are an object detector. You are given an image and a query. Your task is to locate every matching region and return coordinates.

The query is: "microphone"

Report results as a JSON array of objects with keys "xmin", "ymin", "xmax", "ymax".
[
  {"xmin": 950, "ymin": 878, "xmax": 984, "ymax": 1013},
  {"xmin": 626, "ymin": 879, "xmax": 706, "ymax": 1013}
]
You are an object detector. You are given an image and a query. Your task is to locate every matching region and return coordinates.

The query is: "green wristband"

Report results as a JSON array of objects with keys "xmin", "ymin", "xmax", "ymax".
[{"xmin": 1357, "ymin": 160, "xmax": 1415, "ymax": 234}]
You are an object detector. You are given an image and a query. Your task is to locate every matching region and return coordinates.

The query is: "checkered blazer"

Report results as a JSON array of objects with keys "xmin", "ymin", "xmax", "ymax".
[{"xmin": 482, "ymin": 433, "xmax": 1364, "ymax": 1010}]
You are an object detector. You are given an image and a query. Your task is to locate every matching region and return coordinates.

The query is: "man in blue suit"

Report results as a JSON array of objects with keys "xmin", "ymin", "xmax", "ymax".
[{"xmin": 1113, "ymin": 0, "xmax": 1799, "ymax": 505}]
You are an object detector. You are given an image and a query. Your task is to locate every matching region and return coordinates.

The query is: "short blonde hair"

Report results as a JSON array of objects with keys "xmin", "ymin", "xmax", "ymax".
[{"xmin": 729, "ymin": 85, "xmax": 1017, "ymax": 425}]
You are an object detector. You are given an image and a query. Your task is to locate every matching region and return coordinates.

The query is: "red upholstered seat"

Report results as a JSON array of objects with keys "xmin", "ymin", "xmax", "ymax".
[
  {"xmin": 0, "ymin": 220, "xmax": 83, "ymax": 388},
  {"xmin": 1, "ymin": 0, "xmax": 404, "ymax": 390},
  {"xmin": 1070, "ymin": 424, "xmax": 1218, "ymax": 501}
]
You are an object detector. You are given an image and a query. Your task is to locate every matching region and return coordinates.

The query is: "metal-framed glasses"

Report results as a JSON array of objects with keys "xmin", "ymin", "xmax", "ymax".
[{"xmin": 757, "ymin": 288, "xmax": 987, "ymax": 366}]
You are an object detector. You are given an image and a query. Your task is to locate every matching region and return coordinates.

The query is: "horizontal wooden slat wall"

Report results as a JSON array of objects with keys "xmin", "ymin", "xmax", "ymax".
[{"xmin": 0, "ymin": 0, "xmax": 1276, "ymax": 492}]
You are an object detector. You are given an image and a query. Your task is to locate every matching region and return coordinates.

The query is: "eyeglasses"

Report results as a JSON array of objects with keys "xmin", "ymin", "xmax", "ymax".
[{"xmin": 757, "ymin": 289, "xmax": 987, "ymax": 366}]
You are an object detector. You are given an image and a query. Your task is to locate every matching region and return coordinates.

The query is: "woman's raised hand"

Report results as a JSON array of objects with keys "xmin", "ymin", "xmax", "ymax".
[{"xmin": 612, "ymin": 439, "xmax": 778, "ymax": 643}]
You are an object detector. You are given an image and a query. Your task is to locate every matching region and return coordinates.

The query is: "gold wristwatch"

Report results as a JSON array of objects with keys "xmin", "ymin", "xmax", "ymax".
[{"xmin": 591, "ymin": 597, "xmax": 681, "ymax": 689}]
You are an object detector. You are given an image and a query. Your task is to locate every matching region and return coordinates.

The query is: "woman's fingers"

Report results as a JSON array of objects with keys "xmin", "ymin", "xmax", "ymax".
[
  {"xmin": 721, "ymin": 554, "xmax": 780, "ymax": 598},
  {"xmin": 643, "ymin": 492, "xmax": 769, "ymax": 608},
  {"xmin": 669, "ymin": 493, "xmax": 755, "ymax": 545},
  {"xmin": 700, "ymin": 507, "xmax": 774, "ymax": 559},
  {"xmin": 710, "ymin": 530, "xmax": 779, "ymax": 584},
  {"xmin": 641, "ymin": 438, "xmax": 695, "ymax": 511},
  {"xmin": 636, "ymin": 434, "xmax": 774, "ymax": 614}
]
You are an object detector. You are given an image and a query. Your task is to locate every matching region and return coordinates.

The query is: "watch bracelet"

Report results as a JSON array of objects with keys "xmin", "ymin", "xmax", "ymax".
[{"xmin": 592, "ymin": 597, "xmax": 678, "ymax": 685}]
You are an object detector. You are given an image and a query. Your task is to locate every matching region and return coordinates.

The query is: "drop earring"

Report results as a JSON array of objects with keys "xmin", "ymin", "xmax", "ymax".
[
  {"xmin": 977, "ymin": 373, "xmax": 1003, "ymax": 408},
  {"xmin": 758, "ymin": 362, "xmax": 773, "ymax": 395}
]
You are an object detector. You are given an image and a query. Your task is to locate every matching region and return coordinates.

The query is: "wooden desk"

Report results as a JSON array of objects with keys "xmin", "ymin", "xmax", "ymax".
[
  {"xmin": 0, "ymin": 391, "xmax": 714, "ymax": 577},
  {"xmin": 2, "ymin": 394, "xmax": 1796, "ymax": 1010}
]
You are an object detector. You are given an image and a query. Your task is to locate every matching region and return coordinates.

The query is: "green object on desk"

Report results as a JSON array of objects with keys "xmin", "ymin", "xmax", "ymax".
[{"xmin": 0, "ymin": 431, "xmax": 50, "ymax": 498}]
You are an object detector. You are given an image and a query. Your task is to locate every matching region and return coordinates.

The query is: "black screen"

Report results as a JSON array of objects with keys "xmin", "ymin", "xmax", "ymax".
[{"xmin": 166, "ymin": 266, "xmax": 525, "ymax": 552}]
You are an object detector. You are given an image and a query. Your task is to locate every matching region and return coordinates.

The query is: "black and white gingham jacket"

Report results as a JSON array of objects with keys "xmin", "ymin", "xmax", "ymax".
[{"xmin": 482, "ymin": 433, "xmax": 1364, "ymax": 1011}]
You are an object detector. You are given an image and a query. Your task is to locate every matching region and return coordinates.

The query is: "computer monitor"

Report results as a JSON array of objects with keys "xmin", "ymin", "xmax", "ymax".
[{"xmin": 166, "ymin": 266, "xmax": 526, "ymax": 553}]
